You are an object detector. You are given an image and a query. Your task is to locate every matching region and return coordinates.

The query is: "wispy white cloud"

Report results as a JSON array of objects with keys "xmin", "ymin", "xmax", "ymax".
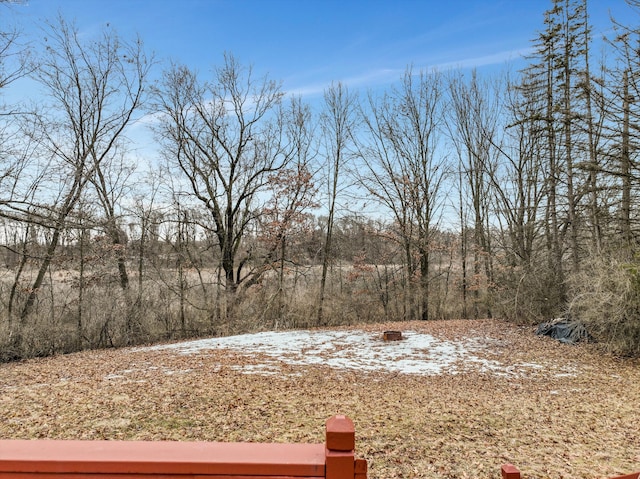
[
  {"xmin": 432, "ymin": 47, "xmax": 534, "ymax": 71},
  {"xmin": 283, "ymin": 46, "xmax": 532, "ymax": 101},
  {"xmin": 284, "ymin": 68, "xmax": 401, "ymax": 99}
]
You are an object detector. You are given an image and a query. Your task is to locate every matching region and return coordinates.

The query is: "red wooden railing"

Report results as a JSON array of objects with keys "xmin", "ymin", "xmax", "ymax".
[
  {"xmin": 0, "ymin": 414, "xmax": 367, "ymax": 479},
  {"xmin": 5, "ymin": 416, "xmax": 636, "ymax": 479},
  {"xmin": 502, "ymin": 463, "xmax": 639, "ymax": 479}
]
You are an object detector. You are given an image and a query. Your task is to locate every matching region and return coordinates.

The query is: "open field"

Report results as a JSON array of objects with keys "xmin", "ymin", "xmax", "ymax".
[{"xmin": 1, "ymin": 319, "xmax": 639, "ymax": 478}]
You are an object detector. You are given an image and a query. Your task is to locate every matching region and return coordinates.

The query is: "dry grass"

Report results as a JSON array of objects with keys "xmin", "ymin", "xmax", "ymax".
[{"xmin": 1, "ymin": 319, "xmax": 639, "ymax": 479}]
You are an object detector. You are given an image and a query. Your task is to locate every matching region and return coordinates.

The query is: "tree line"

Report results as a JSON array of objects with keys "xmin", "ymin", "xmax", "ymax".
[{"xmin": 1, "ymin": 0, "xmax": 640, "ymax": 360}]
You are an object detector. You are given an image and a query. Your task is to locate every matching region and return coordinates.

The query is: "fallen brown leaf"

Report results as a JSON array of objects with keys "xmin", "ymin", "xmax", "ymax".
[{"xmin": 0, "ymin": 319, "xmax": 638, "ymax": 479}]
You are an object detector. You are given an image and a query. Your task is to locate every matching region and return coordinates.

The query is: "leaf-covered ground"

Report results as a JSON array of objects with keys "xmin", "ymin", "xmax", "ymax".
[{"xmin": 1, "ymin": 319, "xmax": 639, "ymax": 479}]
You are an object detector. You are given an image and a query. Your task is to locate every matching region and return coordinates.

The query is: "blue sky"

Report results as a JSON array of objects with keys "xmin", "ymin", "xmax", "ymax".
[
  {"xmin": 5, "ymin": 0, "xmax": 633, "ymax": 100},
  {"xmin": 2, "ymin": 0, "xmax": 635, "ymax": 221}
]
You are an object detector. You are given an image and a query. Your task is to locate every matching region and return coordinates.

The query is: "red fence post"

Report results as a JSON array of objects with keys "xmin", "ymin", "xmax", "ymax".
[
  {"xmin": 502, "ymin": 464, "xmax": 521, "ymax": 479},
  {"xmin": 354, "ymin": 458, "xmax": 368, "ymax": 479},
  {"xmin": 501, "ymin": 465, "xmax": 640, "ymax": 479},
  {"xmin": 325, "ymin": 415, "xmax": 356, "ymax": 479}
]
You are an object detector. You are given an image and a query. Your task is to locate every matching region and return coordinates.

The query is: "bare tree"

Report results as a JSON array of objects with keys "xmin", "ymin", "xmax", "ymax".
[
  {"xmin": 495, "ymin": 77, "xmax": 546, "ymax": 269},
  {"xmin": 448, "ymin": 70, "xmax": 500, "ymax": 318},
  {"xmin": 556, "ymin": 0, "xmax": 592, "ymax": 270},
  {"xmin": 0, "ymin": 9, "xmax": 28, "ymax": 91},
  {"xmin": 605, "ymin": 15, "xmax": 640, "ymax": 254},
  {"xmin": 358, "ymin": 68, "xmax": 447, "ymax": 321},
  {"xmin": 577, "ymin": 7, "xmax": 607, "ymax": 253},
  {"xmin": 317, "ymin": 82, "xmax": 357, "ymax": 326},
  {"xmin": 0, "ymin": 2, "xmax": 33, "ymax": 214},
  {"xmin": 20, "ymin": 17, "xmax": 150, "ymax": 319},
  {"xmin": 153, "ymin": 54, "xmax": 288, "ymax": 322},
  {"xmin": 517, "ymin": 3, "xmax": 565, "ymax": 291},
  {"xmin": 487, "ymin": 75, "xmax": 550, "ymax": 321}
]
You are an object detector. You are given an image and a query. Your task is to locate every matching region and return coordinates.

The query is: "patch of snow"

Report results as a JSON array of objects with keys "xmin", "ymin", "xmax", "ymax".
[
  {"xmin": 137, "ymin": 329, "xmax": 549, "ymax": 377},
  {"xmin": 163, "ymin": 368, "xmax": 193, "ymax": 375}
]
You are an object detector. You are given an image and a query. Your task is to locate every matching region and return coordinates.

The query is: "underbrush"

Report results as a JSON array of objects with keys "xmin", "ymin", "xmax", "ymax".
[
  {"xmin": 5, "ymin": 252, "xmax": 639, "ymax": 361},
  {"xmin": 568, "ymin": 254, "xmax": 640, "ymax": 357},
  {"xmin": 2, "ymin": 263, "xmax": 459, "ymax": 361}
]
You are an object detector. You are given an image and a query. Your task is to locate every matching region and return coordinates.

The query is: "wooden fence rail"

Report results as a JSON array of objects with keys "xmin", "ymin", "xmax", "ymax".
[
  {"xmin": 0, "ymin": 414, "xmax": 366, "ymax": 479},
  {"xmin": 502, "ymin": 463, "xmax": 639, "ymax": 479},
  {"xmin": 4, "ymin": 416, "xmax": 636, "ymax": 479}
]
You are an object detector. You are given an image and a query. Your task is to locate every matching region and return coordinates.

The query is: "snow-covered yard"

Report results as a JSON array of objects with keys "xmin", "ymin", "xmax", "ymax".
[{"xmin": 140, "ymin": 328, "xmax": 561, "ymax": 378}]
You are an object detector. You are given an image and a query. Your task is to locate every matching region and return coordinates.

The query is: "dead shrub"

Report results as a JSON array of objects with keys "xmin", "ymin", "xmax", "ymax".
[
  {"xmin": 568, "ymin": 254, "xmax": 640, "ymax": 357},
  {"xmin": 494, "ymin": 258, "xmax": 566, "ymax": 325}
]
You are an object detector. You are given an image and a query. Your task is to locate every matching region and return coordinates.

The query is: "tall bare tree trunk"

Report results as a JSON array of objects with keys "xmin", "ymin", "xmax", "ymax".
[
  {"xmin": 621, "ymin": 69, "xmax": 633, "ymax": 251},
  {"xmin": 317, "ymin": 82, "xmax": 356, "ymax": 326}
]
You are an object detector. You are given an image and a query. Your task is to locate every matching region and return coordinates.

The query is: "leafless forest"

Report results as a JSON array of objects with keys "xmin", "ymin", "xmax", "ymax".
[{"xmin": 2, "ymin": 0, "xmax": 640, "ymax": 360}]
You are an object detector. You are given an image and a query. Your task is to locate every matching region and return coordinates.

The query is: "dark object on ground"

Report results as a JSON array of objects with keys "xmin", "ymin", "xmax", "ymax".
[
  {"xmin": 383, "ymin": 331, "xmax": 403, "ymax": 341},
  {"xmin": 536, "ymin": 318, "xmax": 592, "ymax": 344}
]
